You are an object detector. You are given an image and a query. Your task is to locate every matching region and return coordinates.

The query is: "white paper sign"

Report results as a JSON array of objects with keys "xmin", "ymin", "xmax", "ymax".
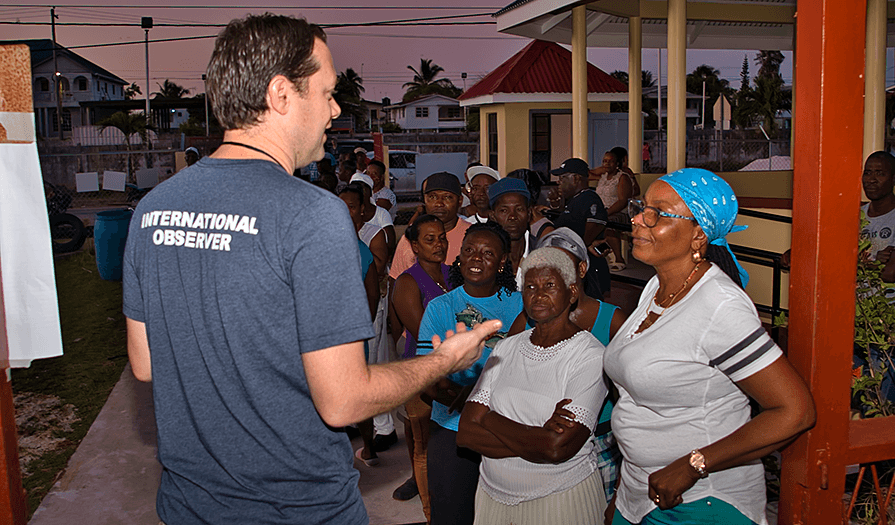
[
  {"xmin": 102, "ymin": 170, "xmax": 127, "ymax": 192},
  {"xmin": 75, "ymin": 172, "xmax": 99, "ymax": 192},
  {"xmin": 135, "ymin": 167, "xmax": 160, "ymax": 189},
  {"xmin": 0, "ymin": 143, "xmax": 64, "ymax": 367}
]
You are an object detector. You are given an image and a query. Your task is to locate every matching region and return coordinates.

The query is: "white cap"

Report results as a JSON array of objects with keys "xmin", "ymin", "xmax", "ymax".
[
  {"xmin": 350, "ymin": 173, "xmax": 374, "ymax": 189},
  {"xmin": 466, "ymin": 165, "xmax": 501, "ymax": 182},
  {"xmin": 354, "ymin": 147, "xmax": 367, "ymax": 155}
]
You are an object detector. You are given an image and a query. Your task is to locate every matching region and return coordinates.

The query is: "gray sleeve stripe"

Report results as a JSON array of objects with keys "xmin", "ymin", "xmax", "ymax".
[
  {"xmin": 709, "ymin": 327, "xmax": 766, "ymax": 367},
  {"xmin": 722, "ymin": 340, "xmax": 776, "ymax": 377}
]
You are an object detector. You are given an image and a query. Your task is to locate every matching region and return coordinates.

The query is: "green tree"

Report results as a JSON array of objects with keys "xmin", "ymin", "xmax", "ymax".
[
  {"xmin": 739, "ymin": 54, "xmax": 750, "ymax": 92},
  {"xmin": 152, "ymin": 79, "xmax": 190, "ymax": 99},
  {"xmin": 755, "ymin": 50, "xmax": 785, "ymax": 81},
  {"xmin": 97, "ymin": 111, "xmax": 153, "ymax": 179},
  {"xmin": 686, "ymin": 65, "xmax": 734, "ymax": 128},
  {"xmin": 733, "ymin": 51, "xmax": 790, "ymax": 132},
  {"xmin": 608, "ymin": 70, "xmax": 658, "ymax": 121},
  {"xmin": 124, "ymin": 82, "xmax": 142, "ymax": 100},
  {"xmin": 334, "ymin": 68, "xmax": 367, "ymax": 129},
  {"xmin": 402, "ymin": 58, "xmax": 461, "ymax": 102}
]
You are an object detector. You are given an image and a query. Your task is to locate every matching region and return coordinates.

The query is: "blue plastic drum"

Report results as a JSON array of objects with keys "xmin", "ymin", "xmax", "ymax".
[{"xmin": 94, "ymin": 209, "xmax": 133, "ymax": 281}]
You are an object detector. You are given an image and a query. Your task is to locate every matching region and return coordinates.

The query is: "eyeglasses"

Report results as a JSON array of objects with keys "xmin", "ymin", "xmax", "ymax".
[{"xmin": 628, "ymin": 198, "xmax": 697, "ymax": 228}]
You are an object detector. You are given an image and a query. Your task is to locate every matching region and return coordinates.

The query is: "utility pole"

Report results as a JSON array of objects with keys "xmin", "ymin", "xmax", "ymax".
[
  {"xmin": 142, "ymin": 17, "xmax": 153, "ymax": 129},
  {"xmin": 51, "ymin": 7, "xmax": 63, "ymax": 139},
  {"xmin": 202, "ymin": 74, "xmax": 209, "ymax": 136}
]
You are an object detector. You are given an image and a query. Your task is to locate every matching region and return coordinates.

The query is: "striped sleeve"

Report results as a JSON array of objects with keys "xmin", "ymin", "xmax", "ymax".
[{"xmin": 707, "ymin": 326, "xmax": 782, "ymax": 383}]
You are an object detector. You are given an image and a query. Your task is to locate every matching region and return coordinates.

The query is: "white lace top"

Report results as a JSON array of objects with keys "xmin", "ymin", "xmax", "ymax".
[
  {"xmin": 593, "ymin": 171, "xmax": 625, "ymax": 209},
  {"xmin": 468, "ymin": 329, "xmax": 607, "ymax": 505}
]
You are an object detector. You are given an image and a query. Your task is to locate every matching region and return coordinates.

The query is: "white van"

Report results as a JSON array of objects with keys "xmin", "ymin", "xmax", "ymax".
[{"xmin": 368, "ymin": 150, "xmax": 417, "ymax": 196}]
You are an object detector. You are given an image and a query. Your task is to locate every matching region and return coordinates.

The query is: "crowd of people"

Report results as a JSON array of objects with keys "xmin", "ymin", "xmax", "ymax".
[{"xmin": 123, "ymin": 13, "xmax": 828, "ymax": 525}]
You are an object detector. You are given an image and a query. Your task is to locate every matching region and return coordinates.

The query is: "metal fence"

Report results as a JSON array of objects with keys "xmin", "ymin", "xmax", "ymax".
[
  {"xmin": 643, "ymin": 138, "xmax": 791, "ymax": 173},
  {"xmin": 39, "ymin": 148, "xmax": 178, "ymax": 211}
]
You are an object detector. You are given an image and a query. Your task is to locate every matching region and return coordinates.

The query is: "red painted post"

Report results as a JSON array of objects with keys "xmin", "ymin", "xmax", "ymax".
[
  {"xmin": 779, "ymin": 0, "xmax": 867, "ymax": 523},
  {"xmin": 0, "ymin": 261, "xmax": 27, "ymax": 524}
]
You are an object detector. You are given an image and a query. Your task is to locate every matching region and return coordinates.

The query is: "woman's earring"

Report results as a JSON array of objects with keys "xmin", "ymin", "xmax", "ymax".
[{"xmin": 692, "ymin": 251, "xmax": 703, "ymax": 264}]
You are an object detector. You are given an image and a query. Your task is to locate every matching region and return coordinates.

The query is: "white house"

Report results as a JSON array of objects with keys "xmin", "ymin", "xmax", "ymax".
[
  {"xmin": 386, "ymin": 94, "xmax": 465, "ymax": 132},
  {"xmin": 0, "ymin": 39, "xmax": 129, "ymax": 139}
]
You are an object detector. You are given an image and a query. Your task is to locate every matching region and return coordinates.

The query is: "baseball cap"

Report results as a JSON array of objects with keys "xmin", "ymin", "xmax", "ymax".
[
  {"xmin": 537, "ymin": 227, "xmax": 589, "ymax": 271},
  {"xmin": 354, "ymin": 147, "xmax": 367, "ymax": 155},
  {"xmin": 350, "ymin": 173, "xmax": 374, "ymax": 189},
  {"xmin": 488, "ymin": 178, "xmax": 531, "ymax": 207},
  {"xmin": 185, "ymin": 147, "xmax": 199, "ymax": 155},
  {"xmin": 550, "ymin": 158, "xmax": 589, "ymax": 177},
  {"xmin": 466, "ymin": 165, "xmax": 501, "ymax": 183},
  {"xmin": 423, "ymin": 172, "xmax": 462, "ymax": 196}
]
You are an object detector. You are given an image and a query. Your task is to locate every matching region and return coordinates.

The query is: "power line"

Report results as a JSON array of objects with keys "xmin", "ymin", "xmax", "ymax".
[
  {"xmin": 3, "ymin": 4, "xmax": 501, "ymax": 9},
  {"xmin": 0, "ymin": 14, "xmax": 496, "ymax": 28}
]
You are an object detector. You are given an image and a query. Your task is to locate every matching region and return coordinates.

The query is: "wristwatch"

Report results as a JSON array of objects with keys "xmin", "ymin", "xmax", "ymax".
[{"xmin": 689, "ymin": 449, "xmax": 708, "ymax": 478}]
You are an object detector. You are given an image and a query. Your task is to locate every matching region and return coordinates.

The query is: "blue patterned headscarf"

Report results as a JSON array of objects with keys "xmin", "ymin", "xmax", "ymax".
[{"xmin": 658, "ymin": 168, "xmax": 749, "ymax": 287}]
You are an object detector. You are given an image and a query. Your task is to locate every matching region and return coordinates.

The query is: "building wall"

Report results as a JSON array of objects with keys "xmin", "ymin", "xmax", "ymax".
[
  {"xmin": 478, "ymin": 101, "xmax": 611, "ymax": 175},
  {"xmin": 395, "ymin": 98, "xmax": 462, "ymax": 131}
]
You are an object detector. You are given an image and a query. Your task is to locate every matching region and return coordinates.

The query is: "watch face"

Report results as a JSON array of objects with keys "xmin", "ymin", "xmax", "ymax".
[{"xmin": 690, "ymin": 450, "xmax": 707, "ymax": 475}]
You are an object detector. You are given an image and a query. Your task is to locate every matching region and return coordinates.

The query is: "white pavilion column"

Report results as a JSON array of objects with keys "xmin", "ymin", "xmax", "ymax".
[
  {"xmin": 667, "ymin": 0, "xmax": 687, "ymax": 171},
  {"xmin": 572, "ymin": 5, "xmax": 588, "ymax": 160},
  {"xmin": 628, "ymin": 16, "xmax": 643, "ymax": 173},
  {"xmin": 864, "ymin": 0, "xmax": 886, "ymax": 160}
]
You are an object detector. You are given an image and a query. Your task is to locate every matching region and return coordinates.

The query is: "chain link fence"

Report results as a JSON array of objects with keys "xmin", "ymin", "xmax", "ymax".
[{"xmin": 643, "ymin": 138, "xmax": 791, "ymax": 173}]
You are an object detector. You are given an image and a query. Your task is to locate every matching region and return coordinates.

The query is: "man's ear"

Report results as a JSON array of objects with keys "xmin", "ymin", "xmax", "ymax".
[
  {"xmin": 266, "ymin": 75, "xmax": 292, "ymax": 116},
  {"xmin": 578, "ymin": 260, "xmax": 587, "ymax": 280}
]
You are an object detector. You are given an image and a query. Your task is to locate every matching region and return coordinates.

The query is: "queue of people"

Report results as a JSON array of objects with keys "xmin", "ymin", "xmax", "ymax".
[{"xmin": 124, "ymin": 12, "xmax": 818, "ymax": 525}]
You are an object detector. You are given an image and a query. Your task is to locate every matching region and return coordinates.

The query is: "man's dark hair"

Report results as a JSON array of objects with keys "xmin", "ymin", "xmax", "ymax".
[
  {"xmin": 368, "ymin": 159, "xmax": 386, "ymax": 172},
  {"xmin": 404, "ymin": 214, "xmax": 443, "ymax": 242},
  {"xmin": 206, "ymin": 14, "xmax": 326, "ymax": 130},
  {"xmin": 507, "ymin": 168, "xmax": 548, "ymax": 204},
  {"xmin": 342, "ymin": 158, "xmax": 357, "ymax": 172},
  {"xmin": 867, "ymin": 150, "xmax": 895, "ymax": 176}
]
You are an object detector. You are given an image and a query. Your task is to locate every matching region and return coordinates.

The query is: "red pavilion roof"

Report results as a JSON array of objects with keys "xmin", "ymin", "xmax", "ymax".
[{"xmin": 458, "ymin": 40, "xmax": 627, "ymax": 101}]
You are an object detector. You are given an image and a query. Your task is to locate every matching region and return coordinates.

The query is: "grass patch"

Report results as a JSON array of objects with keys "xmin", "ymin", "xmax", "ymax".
[{"xmin": 11, "ymin": 240, "xmax": 128, "ymax": 516}]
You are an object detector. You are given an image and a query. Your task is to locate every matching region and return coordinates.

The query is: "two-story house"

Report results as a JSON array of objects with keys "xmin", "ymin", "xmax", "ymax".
[
  {"xmin": 0, "ymin": 39, "xmax": 128, "ymax": 139},
  {"xmin": 385, "ymin": 94, "xmax": 465, "ymax": 132}
]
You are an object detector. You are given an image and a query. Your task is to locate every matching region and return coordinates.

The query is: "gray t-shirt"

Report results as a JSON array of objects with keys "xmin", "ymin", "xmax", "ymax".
[{"xmin": 123, "ymin": 157, "xmax": 374, "ymax": 525}]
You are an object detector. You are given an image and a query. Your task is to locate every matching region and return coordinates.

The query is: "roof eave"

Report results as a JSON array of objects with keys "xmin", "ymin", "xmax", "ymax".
[{"xmin": 460, "ymin": 91, "xmax": 628, "ymax": 107}]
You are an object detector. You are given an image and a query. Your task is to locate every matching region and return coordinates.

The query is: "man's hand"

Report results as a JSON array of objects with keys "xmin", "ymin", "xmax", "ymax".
[
  {"xmin": 877, "ymin": 246, "xmax": 894, "ymax": 265},
  {"xmin": 431, "ymin": 320, "xmax": 502, "ymax": 375}
]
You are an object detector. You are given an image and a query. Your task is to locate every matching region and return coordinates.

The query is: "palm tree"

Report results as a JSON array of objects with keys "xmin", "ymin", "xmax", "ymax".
[
  {"xmin": 733, "ymin": 75, "xmax": 791, "ymax": 133},
  {"xmin": 334, "ymin": 68, "xmax": 366, "ymax": 129},
  {"xmin": 755, "ymin": 51, "xmax": 785, "ymax": 81},
  {"xmin": 402, "ymin": 59, "xmax": 461, "ymax": 102},
  {"xmin": 153, "ymin": 79, "xmax": 190, "ymax": 99},
  {"xmin": 97, "ymin": 111, "xmax": 153, "ymax": 180}
]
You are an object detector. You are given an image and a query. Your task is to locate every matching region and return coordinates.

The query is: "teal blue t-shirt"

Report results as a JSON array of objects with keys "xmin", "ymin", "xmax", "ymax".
[{"xmin": 417, "ymin": 286, "xmax": 523, "ymax": 431}]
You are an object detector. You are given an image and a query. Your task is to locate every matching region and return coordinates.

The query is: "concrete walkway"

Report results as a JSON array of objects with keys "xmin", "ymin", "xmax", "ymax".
[{"xmin": 28, "ymin": 365, "xmax": 426, "ymax": 525}]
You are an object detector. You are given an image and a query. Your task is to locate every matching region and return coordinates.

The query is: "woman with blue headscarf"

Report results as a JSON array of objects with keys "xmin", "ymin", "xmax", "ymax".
[{"xmin": 602, "ymin": 169, "xmax": 815, "ymax": 525}]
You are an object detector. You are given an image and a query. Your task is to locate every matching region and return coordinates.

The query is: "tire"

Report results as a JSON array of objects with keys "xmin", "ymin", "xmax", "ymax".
[{"xmin": 50, "ymin": 213, "xmax": 87, "ymax": 253}]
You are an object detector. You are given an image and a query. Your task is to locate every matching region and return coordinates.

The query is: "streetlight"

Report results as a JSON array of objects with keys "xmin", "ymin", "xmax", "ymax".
[{"xmin": 142, "ymin": 17, "xmax": 153, "ymax": 129}]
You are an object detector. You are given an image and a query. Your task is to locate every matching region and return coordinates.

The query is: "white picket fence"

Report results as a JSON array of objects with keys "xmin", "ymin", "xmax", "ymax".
[{"xmin": 72, "ymin": 126, "xmax": 159, "ymax": 147}]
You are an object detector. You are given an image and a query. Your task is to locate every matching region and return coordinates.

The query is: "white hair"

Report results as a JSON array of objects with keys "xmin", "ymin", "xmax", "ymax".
[{"xmin": 520, "ymin": 247, "xmax": 577, "ymax": 287}]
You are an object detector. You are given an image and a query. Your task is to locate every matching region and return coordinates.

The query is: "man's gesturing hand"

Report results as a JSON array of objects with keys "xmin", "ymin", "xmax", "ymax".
[{"xmin": 431, "ymin": 320, "xmax": 503, "ymax": 375}]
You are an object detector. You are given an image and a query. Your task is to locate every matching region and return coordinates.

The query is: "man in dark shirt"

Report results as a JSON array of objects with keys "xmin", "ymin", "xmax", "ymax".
[
  {"xmin": 123, "ymin": 14, "xmax": 500, "ymax": 525},
  {"xmin": 551, "ymin": 157, "xmax": 610, "ymax": 298}
]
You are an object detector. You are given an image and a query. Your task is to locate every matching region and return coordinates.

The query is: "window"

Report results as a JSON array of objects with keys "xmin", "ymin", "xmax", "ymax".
[
  {"xmin": 36, "ymin": 77, "xmax": 49, "ymax": 92},
  {"xmin": 439, "ymin": 106, "xmax": 463, "ymax": 121},
  {"xmin": 416, "ymin": 107, "xmax": 429, "ymax": 118},
  {"xmin": 76, "ymin": 76, "xmax": 88, "ymax": 91},
  {"xmin": 487, "ymin": 113, "xmax": 498, "ymax": 170},
  {"xmin": 531, "ymin": 114, "xmax": 551, "ymax": 174}
]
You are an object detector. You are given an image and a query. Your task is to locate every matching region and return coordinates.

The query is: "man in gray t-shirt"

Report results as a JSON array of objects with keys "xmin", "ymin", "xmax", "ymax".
[{"xmin": 124, "ymin": 15, "xmax": 500, "ymax": 525}]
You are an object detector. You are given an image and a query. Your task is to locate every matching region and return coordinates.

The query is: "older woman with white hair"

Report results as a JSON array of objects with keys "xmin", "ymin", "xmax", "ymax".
[{"xmin": 457, "ymin": 246, "xmax": 608, "ymax": 525}]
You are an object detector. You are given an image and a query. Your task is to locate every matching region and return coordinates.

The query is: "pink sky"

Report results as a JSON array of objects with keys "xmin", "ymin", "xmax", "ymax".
[{"xmin": 2, "ymin": 1, "xmax": 824, "ymax": 103}]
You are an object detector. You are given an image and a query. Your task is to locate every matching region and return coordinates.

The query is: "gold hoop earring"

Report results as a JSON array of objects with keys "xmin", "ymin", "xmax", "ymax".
[{"xmin": 692, "ymin": 251, "xmax": 703, "ymax": 264}]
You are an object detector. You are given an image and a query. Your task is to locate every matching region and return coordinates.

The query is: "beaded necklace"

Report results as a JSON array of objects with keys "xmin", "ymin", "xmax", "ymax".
[{"xmin": 636, "ymin": 261, "xmax": 703, "ymax": 333}]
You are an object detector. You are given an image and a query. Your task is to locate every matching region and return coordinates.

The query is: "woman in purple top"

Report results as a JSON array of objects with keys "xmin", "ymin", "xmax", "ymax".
[{"xmin": 390, "ymin": 214, "xmax": 451, "ymax": 519}]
